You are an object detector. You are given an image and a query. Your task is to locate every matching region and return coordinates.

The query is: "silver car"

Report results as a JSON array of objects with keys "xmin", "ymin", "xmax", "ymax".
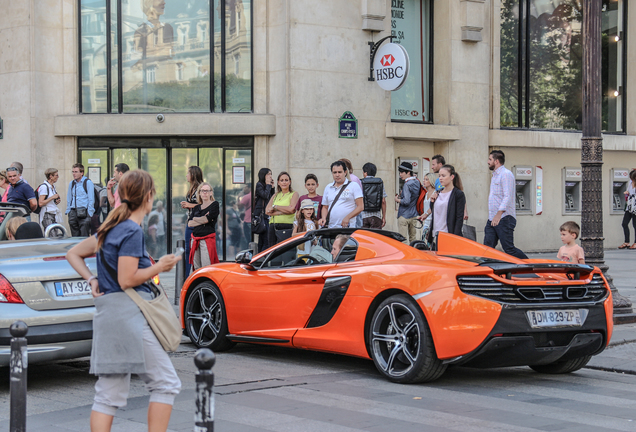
[{"xmin": 0, "ymin": 202, "xmax": 96, "ymax": 366}]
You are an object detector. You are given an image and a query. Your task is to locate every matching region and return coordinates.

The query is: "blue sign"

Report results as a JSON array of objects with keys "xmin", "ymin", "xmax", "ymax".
[{"xmin": 339, "ymin": 111, "xmax": 358, "ymax": 139}]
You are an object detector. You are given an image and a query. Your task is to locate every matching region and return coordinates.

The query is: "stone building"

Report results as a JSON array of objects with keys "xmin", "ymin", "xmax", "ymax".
[{"xmin": 1, "ymin": 0, "xmax": 634, "ymax": 259}]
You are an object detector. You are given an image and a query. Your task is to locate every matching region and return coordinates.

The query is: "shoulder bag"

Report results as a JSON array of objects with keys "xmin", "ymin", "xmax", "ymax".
[
  {"xmin": 99, "ymin": 253, "xmax": 181, "ymax": 352},
  {"xmin": 323, "ymin": 181, "xmax": 350, "ymax": 228}
]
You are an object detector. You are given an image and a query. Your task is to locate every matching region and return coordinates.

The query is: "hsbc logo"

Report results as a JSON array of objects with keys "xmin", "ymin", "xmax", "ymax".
[
  {"xmin": 381, "ymin": 54, "xmax": 395, "ymax": 67},
  {"xmin": 373, "ymin": 43, "xmax": 410, "ymax": 92}
]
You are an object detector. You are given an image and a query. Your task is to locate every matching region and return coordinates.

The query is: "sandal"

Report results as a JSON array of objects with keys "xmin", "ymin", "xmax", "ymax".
[
  {"xmin": 619, "ymin": 243, "xmax": 630, "ymax": 249},
  {"xmin": 630, "ymin": 244, "xmax": 636, "ymax": 249}
]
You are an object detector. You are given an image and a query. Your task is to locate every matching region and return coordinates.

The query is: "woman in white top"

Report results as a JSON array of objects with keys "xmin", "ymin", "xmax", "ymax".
[
  {"xmin": 620, "ymin": 169, "xmax": 636, "ymax": 249},
  {"xmin": 417, "ymin": 173, "xmax": 437, "ymax": 232},
  {"xmin": 38, "ymin": 168, "xmax": 62, "ymax": 232},
  {"xmin": 427, "ymin": 165, "xmax": 466, "ymax": 245}
]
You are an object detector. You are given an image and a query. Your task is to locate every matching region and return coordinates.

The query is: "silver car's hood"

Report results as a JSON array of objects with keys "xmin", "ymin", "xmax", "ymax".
[{"xmin": 0, "ymin": 238, "xmax": 83, "ymax": 260}]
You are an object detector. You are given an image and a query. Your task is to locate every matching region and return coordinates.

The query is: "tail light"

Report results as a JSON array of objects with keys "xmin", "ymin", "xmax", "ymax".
[
  {"xmin": 0, "ymin": 274, "xmax": 24, "ymax": 304},
  {"xmin": 148, "ymin": 256, "xmax": 161, "ymax": 285}
]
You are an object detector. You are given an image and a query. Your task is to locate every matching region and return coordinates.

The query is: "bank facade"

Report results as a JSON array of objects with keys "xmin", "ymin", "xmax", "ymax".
[{"xmin": 1, "ymin": 0, "xmax": 635, "ymax": 258}]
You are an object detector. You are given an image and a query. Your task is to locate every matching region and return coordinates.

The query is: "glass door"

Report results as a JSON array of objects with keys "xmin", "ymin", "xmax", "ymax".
[
  {"xmin": 171, "ymin": 148, "xmax": 198, "ymax": 257},
  {"xmin": 224, "ymin": 149, "xmax": 252, "ymax": 261},
  {"xmin": 141, "ymin": 149, "xmax": 167, "ymax": 258}
]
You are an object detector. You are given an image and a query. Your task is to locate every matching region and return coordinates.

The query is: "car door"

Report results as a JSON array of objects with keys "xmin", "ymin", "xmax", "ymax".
[{"xmin": 221, "ymin": 237, "xmax": 337, "ymax": 342}]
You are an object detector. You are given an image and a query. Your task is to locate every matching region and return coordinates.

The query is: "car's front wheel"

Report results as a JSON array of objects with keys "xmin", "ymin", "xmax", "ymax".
[
  {"xmin": 184, "ymin": 281, "xmax": 235, "ymax": 351},
  {"xmin": 369, "ymin": 294, "xmax": 446, "ymax": 383},
  {"xmin": 529, "ymin": 355, "xmax": 592, "ymax": 374}
]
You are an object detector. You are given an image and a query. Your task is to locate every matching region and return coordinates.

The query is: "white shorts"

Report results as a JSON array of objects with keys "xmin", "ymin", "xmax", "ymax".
[{"xmin": 92, "ymin": 322, "xmax": 181, "ymax": 416}]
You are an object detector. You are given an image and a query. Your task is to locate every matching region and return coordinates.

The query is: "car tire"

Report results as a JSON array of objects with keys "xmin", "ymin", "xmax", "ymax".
[
  {"xmin": 184, "ymin": 281, "xmax": 235, "ymax": 351},
  {"xmin": 529, "ymin": 355, "xmax": 592, "ymax": 374},
  {"xmin": 369, "ymin": 294, "xmax": 447, "ymax": 383}
]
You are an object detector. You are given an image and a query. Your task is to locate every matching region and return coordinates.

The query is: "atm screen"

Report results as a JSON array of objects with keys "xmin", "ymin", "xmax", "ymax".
[
  {"xmin": 515, "ymin": 180, "xmax": 527, "ymax": 186},
  {"xmin": 565, "ymin": 182, "xmax": 577, "ymax": 187}
]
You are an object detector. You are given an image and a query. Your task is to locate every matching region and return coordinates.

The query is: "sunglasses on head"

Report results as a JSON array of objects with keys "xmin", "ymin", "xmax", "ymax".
[{"xmin": 6, "ymin": 167, "xmax": 18, "ymax": 172}]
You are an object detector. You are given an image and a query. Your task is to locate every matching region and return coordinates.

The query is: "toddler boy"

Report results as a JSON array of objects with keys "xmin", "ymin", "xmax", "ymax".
[{"xmin": 557, "ymin": 221, "xmax": 585, "ymax": 264}]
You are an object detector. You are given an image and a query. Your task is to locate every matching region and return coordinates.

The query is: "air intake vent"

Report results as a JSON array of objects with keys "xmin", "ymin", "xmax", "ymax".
[{"xmin": 457, "ymin": 274, "xmax": 607, "ymax": 304}]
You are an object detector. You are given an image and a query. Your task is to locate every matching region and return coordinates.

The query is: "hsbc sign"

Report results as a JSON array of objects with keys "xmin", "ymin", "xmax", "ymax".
[{"xmin": 373, "ymin": 43, "xmax": 409, "ymax": 91}]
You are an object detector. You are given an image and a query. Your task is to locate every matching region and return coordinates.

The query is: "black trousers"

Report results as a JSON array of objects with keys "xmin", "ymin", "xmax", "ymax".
[
  {"xmin": 68, "ymin": 209, "xmax": 92, "ymax": 237},
  {"xmin": 622, "ymin": 211, "xmax": 636, "ymax": 243}
]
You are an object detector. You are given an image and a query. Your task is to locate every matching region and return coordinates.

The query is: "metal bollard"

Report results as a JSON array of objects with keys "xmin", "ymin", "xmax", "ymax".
[
  {"xmin": 174, "ymin": 239, "xmax": 186, "ymax": 305},
  {"xmin": 10, "ymin": 321, "xmax": 28, "ymax": 432},
  {"xmin": 194, "ymin": 348, "xmax": 216, "ymax": 432}
]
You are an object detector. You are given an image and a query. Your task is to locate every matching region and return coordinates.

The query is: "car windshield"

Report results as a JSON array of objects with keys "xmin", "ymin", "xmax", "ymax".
[
  {"xmin": 0, "ymin": 207, "xmax": 29, "ymax": 241},
  {"xmin": 253, "ymin": 232, "xmax": 358, "ymax": 269}
]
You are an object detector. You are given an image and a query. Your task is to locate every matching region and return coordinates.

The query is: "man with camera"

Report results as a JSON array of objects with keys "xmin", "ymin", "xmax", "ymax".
[{"xmin": 65, "ymin": 163, "xmax": 95, "ymax": 237}]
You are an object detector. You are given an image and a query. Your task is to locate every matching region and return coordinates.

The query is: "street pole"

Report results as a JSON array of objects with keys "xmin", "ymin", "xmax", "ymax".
[{"xmin": 580, "ymin": 0, "xmax": 632, "ymax": 313}]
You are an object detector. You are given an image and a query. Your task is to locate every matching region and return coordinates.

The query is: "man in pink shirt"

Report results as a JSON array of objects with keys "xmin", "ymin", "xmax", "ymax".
[{"xmin": 107, "ymin": 163, "xmax": 130, "ymax": 209}]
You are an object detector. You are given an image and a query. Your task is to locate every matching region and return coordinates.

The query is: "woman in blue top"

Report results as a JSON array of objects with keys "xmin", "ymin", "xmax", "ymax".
[{"xmin": 67, "ymin": 170, "xmax": 181, "ymax": 432}]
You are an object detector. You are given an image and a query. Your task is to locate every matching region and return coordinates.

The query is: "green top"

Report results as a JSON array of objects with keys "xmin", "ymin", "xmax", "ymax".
[{"xmin": 270, "ymin": 192, "xmax": 295, "ymax": 224}]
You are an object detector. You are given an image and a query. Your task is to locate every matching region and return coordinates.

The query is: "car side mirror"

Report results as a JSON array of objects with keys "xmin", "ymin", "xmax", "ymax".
[{"xmin": 235, "ymin": 250, "xmax": 253, "ymax": 264}]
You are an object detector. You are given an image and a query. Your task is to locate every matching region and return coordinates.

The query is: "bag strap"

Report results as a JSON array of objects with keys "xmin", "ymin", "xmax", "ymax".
[{"xmin": 324, "ymin": 181, "xmax": 350, "ymax": 227}]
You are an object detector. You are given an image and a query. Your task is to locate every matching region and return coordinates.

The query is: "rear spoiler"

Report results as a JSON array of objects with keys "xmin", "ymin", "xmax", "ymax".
[{"xmin": 480, "ymin": 262, "xmax": 595, "ymax": 280}]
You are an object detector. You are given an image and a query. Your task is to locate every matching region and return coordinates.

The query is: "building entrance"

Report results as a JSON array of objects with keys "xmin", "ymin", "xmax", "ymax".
[{"xmin": 79, "ymin": 137, "xmax": 253, "ymax": 261}]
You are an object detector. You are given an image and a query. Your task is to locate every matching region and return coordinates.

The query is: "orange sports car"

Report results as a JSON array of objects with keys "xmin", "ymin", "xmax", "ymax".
[{"xmin": 179, "ymin": 229, "xmax": 613, "ymax": 383}]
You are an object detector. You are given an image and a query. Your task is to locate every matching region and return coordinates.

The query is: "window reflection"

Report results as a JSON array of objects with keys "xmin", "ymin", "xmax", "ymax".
[
  {"xmin": 122, "ymin": 0, "xmax": 210, "ymax": 112},
  {"xmin": 500, "ymin": 0, "xmax": 625, "ymax": 132},
  {"xmin": 80, "ymin": 0, "xmax": 252, "ymax": 113}
]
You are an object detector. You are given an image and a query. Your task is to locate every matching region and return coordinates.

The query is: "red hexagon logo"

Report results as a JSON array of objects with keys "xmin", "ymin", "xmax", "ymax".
[{"xmin": 381, "ymin": 54, "xmax": 395, "ymax": 67}]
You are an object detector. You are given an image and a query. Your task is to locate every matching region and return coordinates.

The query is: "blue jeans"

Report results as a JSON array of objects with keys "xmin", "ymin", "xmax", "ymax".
[
  {"xmin": 185, "ymin": 225, "xmax": 193, "ymax": 276},
  {"xmin": 484, "ymin": 215, "xmax": 528, "ymax": 259}
]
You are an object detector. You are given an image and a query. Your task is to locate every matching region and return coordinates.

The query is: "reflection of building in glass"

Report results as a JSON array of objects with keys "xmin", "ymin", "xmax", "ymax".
[{"xmin": 80, "ymin": 4, "xmax": 108, "ymax": 113}]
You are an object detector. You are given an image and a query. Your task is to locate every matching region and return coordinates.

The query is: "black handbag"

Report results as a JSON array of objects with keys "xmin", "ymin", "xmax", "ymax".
[
  {"xmin": 462, "ymin": 224, "xmax": 477, "ymax": 241},
  {"xmin": 274, "ymin": 226, "xmax": 292, "ymax": 243},
  {"xmin": 251, "ymin": 213, "xmax": 267, "ymax": 234},
  {"xmin": 76, "ymin": 207, "xmax": 88, "ymax": 219}
]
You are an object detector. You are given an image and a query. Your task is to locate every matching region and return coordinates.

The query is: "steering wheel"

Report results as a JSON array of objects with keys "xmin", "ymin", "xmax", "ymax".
[{"xmin": 289, "ymin": 254, "xmax": 321, "ymax": 266}]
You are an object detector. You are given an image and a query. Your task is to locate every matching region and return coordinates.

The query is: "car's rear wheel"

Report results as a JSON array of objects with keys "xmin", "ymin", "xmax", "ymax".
[
  {"xmin": 369, "ymin": 294, "xmax": 446, "ymax": 383},
  {"xmin": 184, "ymin": 281, "xmax": 235, "ymax": 351},
  {"xmin": 529, "ymin": 355, "xmax": 592, "ymax": 374}
]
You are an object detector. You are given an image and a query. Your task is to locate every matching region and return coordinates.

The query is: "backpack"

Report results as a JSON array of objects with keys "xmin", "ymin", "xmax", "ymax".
[
  {"xmin": 361, "ymin": 177, "xmax": 384, "ymax": 212},
  {"xmin": 73, "ymin": 179, "xmax": 101, "ymax": 215},
  {"xmin": 32, "ymin": 183, "xmax": 48, "ymax": 214},
  {"xmin": 416, "ymin": 182, "xmax": 427, "ymax": 216}
]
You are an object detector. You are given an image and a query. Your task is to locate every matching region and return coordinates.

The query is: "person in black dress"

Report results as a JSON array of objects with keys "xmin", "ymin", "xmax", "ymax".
[{"xmin": 253, "ymin": 168, "xmax": 275, "ymax": 253}]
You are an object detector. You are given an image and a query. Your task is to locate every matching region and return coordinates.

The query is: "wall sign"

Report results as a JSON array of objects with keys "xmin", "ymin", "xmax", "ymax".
[
  {"xmin": 338, "ymin": 111, "xmax": 358, "ymax": 139},
  {"xmin": 372, "ymin": 43, "xmax": 410, "ymax": 91},
  {"xmin": 614, "ymin": 169, "xmax": 629, "ymax": 179},
  {"xmin": 232, "ymin": 166, "xmax": 245, "ymax": 184}
]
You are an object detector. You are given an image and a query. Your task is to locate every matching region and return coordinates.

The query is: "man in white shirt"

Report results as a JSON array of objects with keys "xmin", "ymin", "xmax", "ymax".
[
  {"xmin": 38, "ymin": 168, "xmax": 62, "ymax": 231},
  {"xmin": 319, "ymin": 161, "xmax": 364, "ymax": 228}
]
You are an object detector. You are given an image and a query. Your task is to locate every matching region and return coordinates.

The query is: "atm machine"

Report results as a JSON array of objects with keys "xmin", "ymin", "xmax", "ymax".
[
  {"xmin": 562, "ymin": 167, "xmax": 582, "ymax": 214},
  {"xmin": 513, "ymin": 166, "xmax": 533, "ymax": 214},
  {"xmin": 611, "ymin": 168, "xmax": 630, "ymax": 214}
]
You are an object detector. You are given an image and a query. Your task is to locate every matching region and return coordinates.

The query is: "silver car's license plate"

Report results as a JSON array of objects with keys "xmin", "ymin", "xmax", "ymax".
[
  {"xmin": 526, "ymin": 309, "xmax": 582, "ymax": 328},
  {"xmin": 54, "ymin": 281, "xmax": 92, "ymax": 297}
]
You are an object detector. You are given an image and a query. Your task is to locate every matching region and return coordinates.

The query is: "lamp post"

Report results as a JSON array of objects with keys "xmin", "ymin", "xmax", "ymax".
[{"xmin": 580, "ymin": 0, "xmax": 632, "ymax": 313}]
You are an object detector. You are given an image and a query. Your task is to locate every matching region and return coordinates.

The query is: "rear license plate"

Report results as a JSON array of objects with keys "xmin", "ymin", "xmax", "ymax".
[
  {"xmin": 526, "ymin": 309, "xmax": 582, "ymax": 328},
  {"xmin": 54, "ymin": 281, "xmax": 92, "ymax": 297}
]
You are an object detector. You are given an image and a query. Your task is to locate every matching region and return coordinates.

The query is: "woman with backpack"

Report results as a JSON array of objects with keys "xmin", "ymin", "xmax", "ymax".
[{"xmin": 427, "ymin": 165, "xmax": 466, "ymax": 246}]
